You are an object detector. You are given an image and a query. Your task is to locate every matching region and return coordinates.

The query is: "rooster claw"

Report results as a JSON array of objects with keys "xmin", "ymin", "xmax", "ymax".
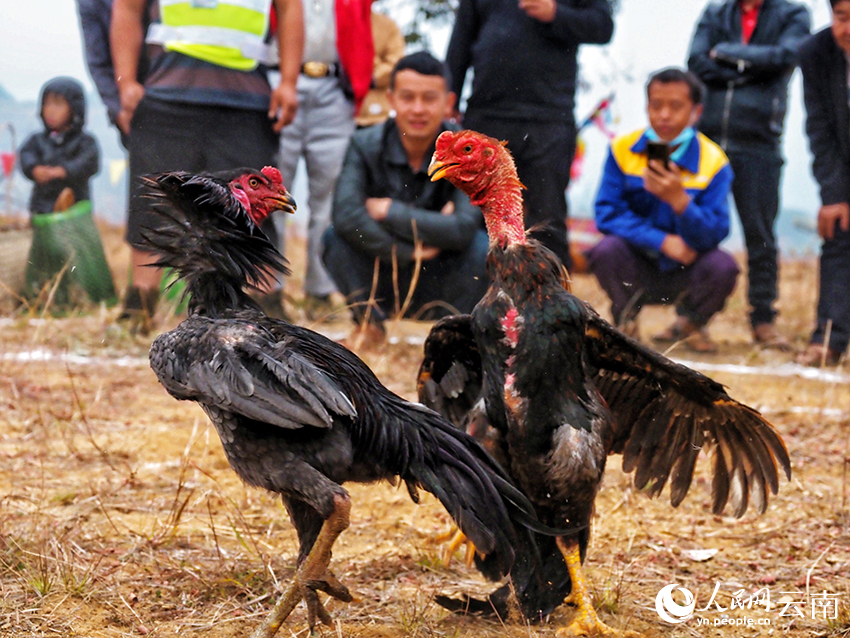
[{"xmin": 303, "ymin": 569, "xmax": 354, "ymax": 629}]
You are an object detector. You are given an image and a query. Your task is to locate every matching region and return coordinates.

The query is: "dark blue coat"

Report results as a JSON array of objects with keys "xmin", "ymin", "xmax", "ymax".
[{"xmin": 18, "ymin": 77, "xmax": 100, "ymax": 214}]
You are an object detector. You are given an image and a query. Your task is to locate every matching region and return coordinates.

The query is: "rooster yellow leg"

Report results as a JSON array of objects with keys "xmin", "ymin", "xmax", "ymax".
[
  {"xmin": 432, "ymin": 526, "xmax": 477, "ymax": 568},
  {"xmin": 250, "ymin": 494, "xmax": 353, "ymax": 638},
  {"xmin": 555, "ymin": 537, "xmax": 640, "ymax": 638}
]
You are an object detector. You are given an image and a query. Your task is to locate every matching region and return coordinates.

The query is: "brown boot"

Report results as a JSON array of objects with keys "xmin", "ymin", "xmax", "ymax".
[
  {"xmin": 796, "ymin": 343, "xmax": 841, "ymax": 367},
  {"xmin": 653, "ymin": 317, "xmax": 718, "ymax": 353},
  {"xmin": 753, "ymin": 323, "xmax": 792, "ymax": 351}
]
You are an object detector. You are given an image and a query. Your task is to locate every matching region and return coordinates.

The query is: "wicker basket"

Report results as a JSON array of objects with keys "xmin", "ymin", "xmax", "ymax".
[{"xmin": 0, "ymin": 225, "xmax": 33, "ymax": 304}]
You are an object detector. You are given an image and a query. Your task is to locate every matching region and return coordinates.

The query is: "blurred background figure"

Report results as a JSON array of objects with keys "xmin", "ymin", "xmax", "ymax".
[
  {"xmin": 589, "ymin": 68, "xmax": 738, "ymax": 353},
  {"xmin": 18, "ymin": 76, "xmax": 115, "ymax": 308},
  {"xmin": 796, "ymin": 0, "xmax": 850, "ymax": 366},
  {"xmin": 110, "ymin": 0, "xmax": 303, "ymax": 332},
  {"xmin": 276, "ymin": 0, "xmax": 373, "ymax": 320},
  {"xmin": 75, "ymin": 0, "xmax": 139, "ymax": 149},
  {"xmin": 19, "ymin": 77, "xmax": 99, "ymax": 216},
  {"xmin": 324, "ymin": 52, "xmax": 488, "ymax": 348},
  {"xmin": 688, "ymin": 0, "xmax": 810, "ymax": 350},
  {"xmin": 446, "ymin": 0, "xmax": 614, "ymax": 272},
  {"xmin": 355, "ymin": 9, "xmax": 405, "ymax": 128}
]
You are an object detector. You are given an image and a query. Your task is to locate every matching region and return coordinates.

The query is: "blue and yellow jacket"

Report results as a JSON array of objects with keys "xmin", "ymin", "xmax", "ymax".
[{"xmin": 594, "ymin": 128, "xmax": 734, "ymax": 271}]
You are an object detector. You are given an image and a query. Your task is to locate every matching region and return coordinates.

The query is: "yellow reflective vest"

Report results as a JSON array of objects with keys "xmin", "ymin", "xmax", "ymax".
[{"xmin": 146, "ymin": 0, "xmax": 275, "ymax": 71}]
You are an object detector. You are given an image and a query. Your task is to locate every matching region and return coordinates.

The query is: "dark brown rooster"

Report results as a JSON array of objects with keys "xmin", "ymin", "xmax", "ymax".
[
  {"xmin": 140, "ymin": 167, "xmax": 546, "ymax": 638},
  {"xmin": 420, "ymin": 131, "xmax": 792, "ymax": 636}
]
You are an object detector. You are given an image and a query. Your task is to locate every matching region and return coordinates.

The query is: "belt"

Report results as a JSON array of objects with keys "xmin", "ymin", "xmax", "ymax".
[{"xmin": 301, "ymin": 61, "xmax": 340, "ymax": 78}]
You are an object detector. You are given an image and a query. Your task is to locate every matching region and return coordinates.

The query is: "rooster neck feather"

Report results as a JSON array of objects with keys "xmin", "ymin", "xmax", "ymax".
[
  {"xmin": 476, "ymin": 167, "xmax": 526, "ymax": 248},
  {"xmin": 140, "ymin": 172, "xmax": 290, "ymax": 317}
]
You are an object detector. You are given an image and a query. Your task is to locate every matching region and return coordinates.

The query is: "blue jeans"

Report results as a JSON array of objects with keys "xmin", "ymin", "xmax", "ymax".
[
  {"xmin": 811, "ymin": 225, "xmax": 850, "ymax": 353},
  {"xmin": 588, "ymin": 235, "xmax": 739, "ymax": 327},
  {"xmin": 726, "ymin": 148, "xmax": 784, "ymax": 327},
  {"xmin": 322, "ymin": 228, "xmax": 490, "ymax": 325}
]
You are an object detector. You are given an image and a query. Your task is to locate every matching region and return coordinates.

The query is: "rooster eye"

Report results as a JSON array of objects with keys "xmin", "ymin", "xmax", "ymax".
[
  {"xmin": 248, "ymin": 177, "xmax": 260, "ymax": 188},
  {"xmin": 462, "ymin": 144, "xmax": 473, "ymax": 154}
]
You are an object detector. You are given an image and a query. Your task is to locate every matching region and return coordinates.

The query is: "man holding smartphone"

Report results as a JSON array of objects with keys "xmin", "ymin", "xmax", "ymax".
[{"xmin": 588, "ymin": 68, "xmax": 738, "ymax": 353}]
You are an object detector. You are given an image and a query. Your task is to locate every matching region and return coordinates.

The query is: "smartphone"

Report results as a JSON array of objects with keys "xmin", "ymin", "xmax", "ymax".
[{"xmin": 646, "ymin": 141, "xmax": 670, "ymax": 171}]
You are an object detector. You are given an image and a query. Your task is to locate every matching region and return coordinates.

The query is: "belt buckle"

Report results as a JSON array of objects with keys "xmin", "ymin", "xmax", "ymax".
[{"xmin": 303, "ymin": 61, "xmax": 329, "ymax": 78}]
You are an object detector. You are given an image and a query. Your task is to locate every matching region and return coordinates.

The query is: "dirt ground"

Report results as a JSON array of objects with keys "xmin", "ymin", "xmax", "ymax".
[{"xmin": 0, "ymin": 224, "xmax": 848, "ymax": 638}]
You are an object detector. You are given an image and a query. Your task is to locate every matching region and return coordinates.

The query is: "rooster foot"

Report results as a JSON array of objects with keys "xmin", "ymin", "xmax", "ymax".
[
  {"xmin": 302, "ymin": 568, "xmax": 355, "ymax": 628},
  {"xmin": 250, "ymin": 494, "xmax": 351, "ymax": 638},
  {"xmin": 556, "ymin": 612, "xmax": 641, "ymax": 638},
  {"xmin": 432, "ymin": 526, "xmax": 477, "ymax": 568}
]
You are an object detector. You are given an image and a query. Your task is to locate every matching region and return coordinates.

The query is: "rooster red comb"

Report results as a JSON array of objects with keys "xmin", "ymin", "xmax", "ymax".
[{"xmin": 262, "ymin": 166, "xmax": 283, "ymax": 184}]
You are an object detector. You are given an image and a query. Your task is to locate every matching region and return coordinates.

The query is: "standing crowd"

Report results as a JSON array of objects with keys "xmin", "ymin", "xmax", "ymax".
[{"xmin": 14, "ymin": 0, "xmax": 850, "ymax": 366}]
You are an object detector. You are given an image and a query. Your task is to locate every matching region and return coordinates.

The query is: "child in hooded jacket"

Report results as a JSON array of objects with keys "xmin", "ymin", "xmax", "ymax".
[{"xmin": 19, "ymin": 77, "xmax": 100, "ymax": 214}]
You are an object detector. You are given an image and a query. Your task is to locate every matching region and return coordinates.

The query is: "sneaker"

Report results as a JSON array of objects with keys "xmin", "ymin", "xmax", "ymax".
[
  {"xmin": 652, "ymin": 317, "xmax": 718, "ymax": 353},
  {"xmin": 753, "ymin": 323, "xmax": 792, "ymax": 351},
  {"xmin": 796, "ymin": 343, "xmax": 841, "ymax": 367}
]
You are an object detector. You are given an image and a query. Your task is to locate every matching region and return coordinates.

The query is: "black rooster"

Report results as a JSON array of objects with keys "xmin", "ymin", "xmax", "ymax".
[
  {"xmin": 421, "ymin": 131, "xmax": 792, "ymax": 636},
  {"xmin": 141, "ymin": 167, "xmax": 546, "ymax": 638}
]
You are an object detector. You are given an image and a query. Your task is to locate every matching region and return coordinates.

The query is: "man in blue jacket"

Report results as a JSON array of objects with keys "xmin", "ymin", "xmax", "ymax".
[
  {"xmin": 689, "ymin": 0, "xmax": 810, "ymax": 350},
  {"xmin": 589, "ymin": 68, "xmax": 738, "ymax": 353}
]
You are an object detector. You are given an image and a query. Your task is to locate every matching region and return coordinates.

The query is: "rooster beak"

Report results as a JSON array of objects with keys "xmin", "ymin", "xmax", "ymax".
[
  {"xmin": 428, "ymin": 158, "xmax": 456, "ymax": 182},
  {"xmin": 274, "ymin": 192, "xmax": 297, "ymax": 215}
]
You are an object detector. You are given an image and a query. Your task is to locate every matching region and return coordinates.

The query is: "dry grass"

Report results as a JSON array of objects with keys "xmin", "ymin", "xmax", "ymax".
[{"xmin": 0, "ymin": 228, "xmax": 848, "ymax": 637}]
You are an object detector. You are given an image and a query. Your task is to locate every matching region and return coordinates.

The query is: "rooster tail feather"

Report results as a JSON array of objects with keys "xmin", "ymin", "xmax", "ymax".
[{"xmin": 400, "ymin": 406, "xmax": 542, "ymax": 580}]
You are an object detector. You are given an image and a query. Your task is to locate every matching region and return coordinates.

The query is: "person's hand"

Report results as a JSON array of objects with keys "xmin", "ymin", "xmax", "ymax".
[
  {"xmin": 441, "ymin": 201, "xmax": 455, "ymax": 216},
  {"xmin": 366, "ymin": 197, "xmax": 392, "ymax": 222},
  {"xmin": 415, "ymin": 244, "xmax": 441, "ymax": 261},
  {"xmin": 518, "ymin": 0, "xmax": 556, "ymax": 22},
  {"xmin": 116, "ymin": 80, "xmax": 145, "ymax": 135},
  {"xmin": 643, "ymin": 161, "xmax": 691, "ymax": 213},
  {"xmin": 32, "ymin": 166, "xmax": 66, "ymax": 184},
  {"xmin": 660, "ymin": 234, "xmax": 698, "ymax": 266},
  {"xmin": 269, "ymin": 80, "xmax": 298, "ymax": 132},
  {"xmin": 817, "ymin": 202, "xmax": 850, "ymax": 240},
  {"xmin": 32, "ymin": 166, "xmax": 53, "ymax": 184}
]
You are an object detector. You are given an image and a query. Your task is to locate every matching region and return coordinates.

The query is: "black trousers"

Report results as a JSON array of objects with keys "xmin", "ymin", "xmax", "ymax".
[
  {"xmin": 726, "ymin": 147, "xmax": 784, "ymax": 327},
  {"xmin": 462, "ymin": 113, "xmax": 576, "ymax": 271},
  {"xmin": 322, "ymin": 228, "xmax": 490, "ymax": 325},
  {"xmin": 812, "ymin": 225, "xmax": 850, "ymax": 353},
  {"xmin": 126, "ymin": 96, "xmax": 280, "ymax": 248}
]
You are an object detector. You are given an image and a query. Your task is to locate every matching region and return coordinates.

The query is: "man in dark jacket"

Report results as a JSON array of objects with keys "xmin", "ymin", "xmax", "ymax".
[
  {"xmin": 688, "ymin": 0, "xmax": 810, "ymax": 349},
  {"xmin": 19, "ymin": 77, "xmax": 100, "ymax": 214},
  {"xmin": 796, "ymin": 0, "xmax": 850, "ymax": 366},
  {"xmin": 323, "ymin": 52, "xmax": 488, "ymax": 347},
  {"xmin": 446, "ymin": 0, "xmax": 614, "ymax": 272}
]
